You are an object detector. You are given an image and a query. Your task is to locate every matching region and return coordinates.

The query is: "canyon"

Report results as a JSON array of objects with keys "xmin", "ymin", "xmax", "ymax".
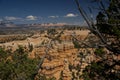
[{"xmin": 0, "ymin": 27, "xmax": 107, "ymax": 80}]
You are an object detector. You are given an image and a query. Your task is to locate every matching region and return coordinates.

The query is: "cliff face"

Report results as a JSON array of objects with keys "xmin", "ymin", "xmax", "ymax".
[
  {"xmin": 27, "ymin": 30, "xmax": 96, "ymax": 80},
  {"xmin": 29, "ymin": 41, "xmax": 77, "ymax": 79},
  {"xmin": 0, "ymin": 29, "xmax": 96, "ymax": 80},
  {"xmin": 1, "ymin": 28, "xmax": 119, "ymax": 80},
  {"xmin": 29, "ymin": 43, "xmax": 96, "ymax": 80}
]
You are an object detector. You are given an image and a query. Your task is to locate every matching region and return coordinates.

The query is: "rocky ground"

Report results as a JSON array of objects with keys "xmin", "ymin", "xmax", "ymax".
[{"xmin": 0, "ymin": 29, "xmax": 97, "ymax": 80}]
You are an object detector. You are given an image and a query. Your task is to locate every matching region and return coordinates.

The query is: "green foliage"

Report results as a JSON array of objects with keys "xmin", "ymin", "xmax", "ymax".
[
  {"xmin": 77, "ymin": 52, "xmax": 84, "ymax": 58},
  {"xmin": 59, "ymin": 71, "xmax": 63, "ymax": 80},
  {"xmin": 28, "ymin": 43, "xmax": 33, "ymax": 52},
  {"xmin": 74, "ymin": 0, "xmax": 120, "ymax": 80},
  {"xmin": 69, "ymin": 64, "xmax": 74, "ymax": 71},
  {"xmin": 38, "ymin": 75, "xmax": 56, "ymax": 80},
  {"xmin": 94, "ymin": 48, "xmax": 105, "ymax": 57},
  {"xmin": 96, "ymin": 0, "xmax": 120, "ymax": 37},
  {"xmin": 0, "ymin": 48, "xmax": 8, "ymax": 61},
  {"xmin": 82, "ymin": 61, "xmax": 120, "ymax": 80},
  {"xmin": 82, "ymin": 62, "xmax": 104, "ymax": 80},
  {"xmin": 72, "ymin": 39, "xmax": 81, "ymax": 48},
  {"xmin": 0, "ymin": 61, "xmax": 14, "ymax": 80},
  {"xmin": 82, "ymin": 72, "xmax": 91, "ymax": 80},
  {"xmin": 0, "ymin": 47, "xmax": 39, "ymax": 80},
  {"xmin": 47, "ymin": 29, "xmax": 57, "ymax": 35},
  {"xmin": 37, "ymin": 74, "xmax": 47, "ymax": 80}
]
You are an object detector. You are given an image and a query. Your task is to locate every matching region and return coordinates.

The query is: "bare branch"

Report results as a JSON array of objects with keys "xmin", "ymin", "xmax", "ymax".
[
  {"xmin": 33, "ymin": 28, "xmax": 65, "ymax": 78},
  {"xmin": 74, "ymin": 0, "xmax": 120, "ymax": 54}
]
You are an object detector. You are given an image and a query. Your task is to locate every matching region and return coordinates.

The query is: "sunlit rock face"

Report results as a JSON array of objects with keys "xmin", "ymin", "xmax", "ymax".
[{"xmin": 0, "ymin": 28, "xmax": 97, "ymax": 80}]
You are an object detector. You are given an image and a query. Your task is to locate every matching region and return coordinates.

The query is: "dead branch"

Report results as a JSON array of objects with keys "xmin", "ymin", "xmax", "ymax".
[
  {"xmin": 74, "ymin": 0, "xmax": 120, "ymax": 54},
  {"xmin": 33, "ymin": 29, "xmax": 65, "ymax": 78}
]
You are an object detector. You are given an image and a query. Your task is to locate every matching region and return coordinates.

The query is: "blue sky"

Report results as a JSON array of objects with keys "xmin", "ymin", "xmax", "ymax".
[{"xmin": 0, "ymin": 0, "xmax": 104, "ymax": 25}]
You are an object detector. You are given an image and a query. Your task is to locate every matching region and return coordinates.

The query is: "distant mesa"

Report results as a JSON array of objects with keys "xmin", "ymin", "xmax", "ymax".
[
  {"xmin": 0, "ymin": 21, "xmax": 16, "ymax": 27},
  {"xmin": 26, "ymin": 23, "xmax": 67, "ymax": 27},
  {"xmin": 0, "ymin": 21, "xmax": 67, "ymax": 28}
]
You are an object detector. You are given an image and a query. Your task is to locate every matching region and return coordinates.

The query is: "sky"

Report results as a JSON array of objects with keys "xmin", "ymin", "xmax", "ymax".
[{"xmin": 0, "ymin": 0, "xmax": 107, "ymax": 25}]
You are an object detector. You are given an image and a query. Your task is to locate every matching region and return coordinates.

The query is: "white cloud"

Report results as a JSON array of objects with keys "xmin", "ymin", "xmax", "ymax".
[
  {"xmin": 4, "ymin": 16, "xmax": 20, "ymax": 21},
  {"xmin": 65, "ymin": 13, "xmax": 78, "ymax": 17},
  {"xmin": 48, "ymin": 16, "xmax": 59, "ymax": 18},
  {"xmin": 26, "ymin": 15, "xmax": 37, "ymax": 20}
]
